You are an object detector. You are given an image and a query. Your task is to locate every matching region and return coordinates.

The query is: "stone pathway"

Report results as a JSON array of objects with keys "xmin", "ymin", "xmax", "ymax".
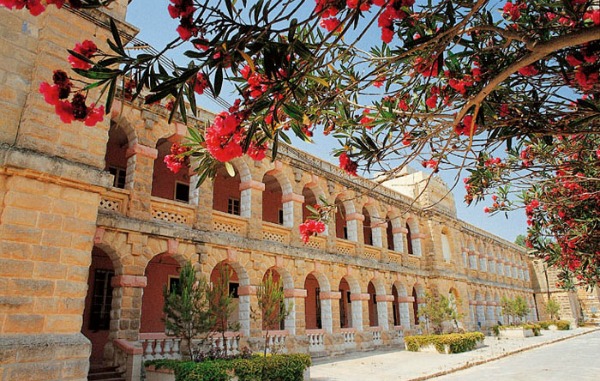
[{"xmin": 310, "ymin": 327, "xmax": 600, "ymax": 381}]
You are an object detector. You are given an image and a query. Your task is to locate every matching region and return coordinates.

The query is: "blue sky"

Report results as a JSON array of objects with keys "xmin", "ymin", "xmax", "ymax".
[{"xmin": 125, "ymin": 1, "xmax": 528, "ymax": 243}]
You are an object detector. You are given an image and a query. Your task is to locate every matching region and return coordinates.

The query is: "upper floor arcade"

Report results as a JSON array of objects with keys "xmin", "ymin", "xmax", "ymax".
[{"xmin": 97, "ymin": 100, "xmax": 530, "ymax": 288}]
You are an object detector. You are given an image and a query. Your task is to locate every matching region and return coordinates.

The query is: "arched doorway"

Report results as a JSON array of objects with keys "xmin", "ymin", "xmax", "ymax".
[
  {"xmin": 82, "ymin": 247, "xmax": 115, "ymax": 364},
  {"xmin": 338, "ymin": 278, "xmax": 352, "ymax": 329},
  {"xmin": 140, "ymin": 254, "xmax": 181, "ymax": 333},
  {"xmin": 304, "ymin": 274, "xmax": 322, "ymax": 329},
  {"xmin": 212, "ymin": 164, "xmax": 242, "ymax": 215}
]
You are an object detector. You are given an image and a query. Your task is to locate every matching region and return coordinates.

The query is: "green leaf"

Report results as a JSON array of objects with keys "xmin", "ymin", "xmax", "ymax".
[
  {"xmin": 282, "ymin": 103, "xmax": 303, "ymax": 122},
  {"xmin": 105, "ymin": 78, "xmax": 117, "ymax": 113},
  {"xmin": 214, "ymin": 67, "xmax": 223, "ymax": 97},
  {"xmin": 109, "ymin": 17, "xmax": 124, "ymax": 55}
]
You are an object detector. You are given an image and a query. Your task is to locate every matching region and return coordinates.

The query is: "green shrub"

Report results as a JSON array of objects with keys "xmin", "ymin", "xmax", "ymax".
[
  {"xmin": 538, "ymin": 321, "xmax": 551, "ymax": 330},
  {"xmin": 555, "ymin": 320, "xmax": 571, "ymax": 330},
  {"xmin": 147, "ymin": 353, "xmax": 311, "ymax": 381},
  {"xmin": 491, "ymin": 325, "xmax": 500, "ymax": 336},
  {"xmin": 404, "ymin": 332, "xmax": 484, "ymax": 354},
  {"xmin": 522, "ymin": 323, "xmax": 541, "ymax": 336}
]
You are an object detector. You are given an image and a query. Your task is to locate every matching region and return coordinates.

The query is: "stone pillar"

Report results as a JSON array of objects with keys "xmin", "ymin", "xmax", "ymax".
[
  {"xmin": 192, "ymin": 174, "xmax": 213, "ymax": 231},
  {"xmin": 350, "ymin": 293, "xmax": 369, "ymax": 331},
  {"xmin": 282, "ymin": 192, "xmax": 304, "ymax": 244},
  {"xmin": 125, "ymin": 143, "xmax": 158, "ymax": 220},
  {"xmin": 239, "ymin": 180, "xmax": 265, "ymax": 240},
  {"xmin": 319, "ymin": 291, "xmax": 341, "ymax": 333},
  {"xmin": 237, "ymin": 285, "xmax": 256, "ymax": 337},
  {"xmin": 393, "ymin": 226, "xmax": 407, "ymax": 253},
  {"xmin": 397, "ymin": 296, "xmax": 412, "ymax": 328},
  {"xmin": 376, "ymin": 295, "xmax": 394, "ymax": 330},
  {"xmin": 345, "ymin": 213, "xmax": 363, "ymax": 243},
  {"xmin": 283, "ymin": 289, "xmax": 306, "ymax": 335},
  {"xmin": 110, "ymin": 276, "xmax": 147, "ymax": 342},
  {"xmin": 284, "ymin": 289, "xmax": 307, "ymax": 335}
]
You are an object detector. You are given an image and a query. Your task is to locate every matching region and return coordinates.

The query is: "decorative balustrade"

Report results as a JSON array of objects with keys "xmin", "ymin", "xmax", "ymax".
[
  {"xmin": 305, "ymin": 235, "xmax": 326, "ymax": 250},
  {"xmin": 113, "ymin": 339, "xmax": 143, "ymax": 381},
  {"xmin": 369, "ymin": 328, "xmax": 382, "ymax": 346},
  {"xmin": 363, "ymin": 246, "xmax": 381, "ymax": 261},
  {"xmin": 262, "ymin": 222, "xmax": 291, "ymax": 244},
  {"xmin": 262, "ymin": 330, "xmax": 289, "ymax": 354},
  {"xmin": 391, "ymin": 326, "xmax": 405, "ymax": 345},
  {"xmin": 139, "ymin": 333, "xmax": 182, "ymax": 361},
  {"xmin": 403, "ymin": 253, "xmax": 421, "ymax": 269},
  {"xmin": 387, "ymin": 251, "xmax": 402, "ymax": 265},
  {"xmin": 340, "ymin": 328, "xmax": 356, "ymax": 349},
  {"xmin": 151, "ymin": 197, "xmax": 195, "ymax": 225},
  {"xmin": 335, "ymin": 239, "xmax": 356, "ymax": 256},
  {"xmin": 306, "ymin": 329, "xmax": 325, "ymax": 352},
  {"xmin": 209, "ymin": 332, "xmax": 241, "ymax": 355},
  {"xmin": 212, "ymin": 210, "xmax": 248, "ymax": 236},
  {"xmin": 99, "ymin": 188, "xmax": 130, "ymax": 214}
]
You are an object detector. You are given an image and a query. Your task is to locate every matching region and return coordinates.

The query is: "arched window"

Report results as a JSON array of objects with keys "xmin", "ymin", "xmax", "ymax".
[
  {"xmin": 212, "ymin": 165, "xmax": 241, "ymax": 215},
  {"xmin": 262, "ymin": 174, "xmax": 283, "ymax": 224},
  {"xmin": 104, "ymin": 123, "xmax": 129, "ymax": 189},
  {"xmin": 335, "ymin": 198, "xmax": 347, "ymax": 240},
  {"xmin": 411, "ymin": 287, "xmax": 419, "ymax": 325},
  {"xmin": 406, "ymin": 223, "xmax": 414, "ymax": 255},
  {"xmin": 363, "ymin": 207, "xmax": 373, "ymax": 246}
]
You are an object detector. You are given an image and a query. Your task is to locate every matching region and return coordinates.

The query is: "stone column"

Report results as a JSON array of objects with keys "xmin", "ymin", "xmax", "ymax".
[
  {"xmin": 345, "ymin": 213, "xmax": 363, "ymax": 243},
  {"xmin": 319, "ymin": 291, "xmax": 341, "ymax": 333},
  {"xmin": 350, "ymin": 293, "xmax": 369, "ymax": 331},
  {"xmin": 397, "ymin": 296, "xmax": 413, "ymax": 328},
  {"xmin": 282, "ymin": 192, "xmax": 304, "ymax": 245},
  {"xmin": 125, "ymin": 143, "xmax": 158, "ymax": 220},
  {"xmin": 284, "ymin": 289, "xmax": 307, "ymax": 335},
  {"xmin": 283, "ymin": 289, "xmax": 306, "ymax": 335},
  {"xmin": 375, "ymin": 295, "xmax": 394, "ymax": 330},
  {"xmin": 237, "ymin": 285, "xmax": 256, "ymax": 337},
  {"xmin": 239, "ymin": 180, "xmax": 265, "ymax": 240}
]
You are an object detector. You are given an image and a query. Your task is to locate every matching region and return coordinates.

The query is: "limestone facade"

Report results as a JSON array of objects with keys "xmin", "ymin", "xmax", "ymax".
[{"xmin": 0, "ymin": 3, "xmax": 539, "ymax": 381}]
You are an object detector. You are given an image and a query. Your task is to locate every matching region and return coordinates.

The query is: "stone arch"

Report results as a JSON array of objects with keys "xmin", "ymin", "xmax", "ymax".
[
  {"xmin": 440, "ymin": 227, "xmax": 452, "ymax": 263},
  {"xmin": 405, "ymin": 216, "xmax": 422, "ymax": 256},
  {"xmin": 264, "ymin": 265, "xmax": 296, "ymax": 333},
  {"xmin": 337, "ymin": 274, "xmax": 362, "ymax": 330},
  {"xmin": 391, "ymin": 281, "xmax": 410, "ymax": 328},
  {"xmin": 105, "ymin": 120, "xmax": 136, "ymax": 190},
  {"xmin": 141, "ymin": 254, "xmax": 181, "ymax": 333},
  {"xmin": 83, "ymin": 245, "xmax": 118, "ymax": 364},
  {"xmin": 333, "ymin": 194, "xmax": 358, "ymax": 241},
  {"xmin": 475, "ymin": 290, "xmax": 485, "ymax": 327},
  {"xmin": 304, "ymin": 271, "xmax": 332, "ymax": 333},
  {"xmin": 411, "ymin": 283, "xmax": 425, "ymax": 326},
  {"xmin": 361, "ymin": 200, "xmax": 383, "ymax": 247},
  {"xmin": 385, "ymin": 211, "xmax": 403, "ymax": 252},
  {"xmin": 210, "ymin": 260, "xmax": 251, "ymax": 335},
  {"xmin": 151, "ymin": 137, "xmax": 192, "ymax": 203}
]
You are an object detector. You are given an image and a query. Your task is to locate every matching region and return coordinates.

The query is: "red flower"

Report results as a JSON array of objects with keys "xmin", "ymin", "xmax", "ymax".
[
  {"xmin": 339, "ymin": 152, "xmax": 358, "ymax": 176},
  {"xmin": 299, "ymin": 219, "xmax": 326, "ymax": 244},
  {"xmin": 55, "ymin": 101, "xmax": 74, "ymax": 123},
  {"xmin": 68, "ymin": 40, "xmax": 98, "ymax": 70},
  {"xmin": 320, "ymin": 17, "xmax": 341, "ymax": 32},
  {"xmin": 84, "ymin": 104, "xmax": 104, "ymax": 127},
  {"xmin": 381, "ymin": 27, "xmax": 394, "ymax": 44},
  {"xmin": 194, "ymin": 72, "xmax": 209, "ymax": 95},
  {"xmin": 421, "ymin": 159, "xmax": 438, "ymax": 170},
  {"xmin": 518, "ymin": 64, "xmax": 538, "ymax": 76},
  {"xmin": 39, "ymin": 82, "xmax": 60, "ymax": 106},
  {"xmin": 359, "ymin": 110, "xmax": 374, "ymax": 128},
  {"xmin": 247, "ymin": 141, "xmax": 267, "ymax": 161},
  {"xmin": 502, "ymin": 2, "xmax": 521, "ymax": 21},
  {"xmin": 584, "ymin": 10, "xmax": 600, "ymax": 26},
  {"xmin": 454, "ymin": 115, "xmax": 477, "ymax": 136}
]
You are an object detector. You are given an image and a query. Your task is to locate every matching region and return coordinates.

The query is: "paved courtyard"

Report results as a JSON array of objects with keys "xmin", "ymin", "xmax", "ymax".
[{"xmin": 310, "ymin": 327, "xmax": 600, "ymax": 381}]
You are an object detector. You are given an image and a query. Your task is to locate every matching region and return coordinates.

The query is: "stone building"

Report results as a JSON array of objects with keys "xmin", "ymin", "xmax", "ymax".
[{"xmin": 1, "ymin": 2, "xmax": 537, "ymax": 381}]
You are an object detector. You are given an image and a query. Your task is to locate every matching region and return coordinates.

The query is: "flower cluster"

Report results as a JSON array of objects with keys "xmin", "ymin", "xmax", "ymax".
[
  {"xmin": 454, "ymin": 115, "xmax": 477, "ymax": 136},
  {"xmin": 168, "ymin": 0, "xmax": 198, "ymax": 40},
  {"xmin": 0, "ymin": 0, "xmax": 79, "ymax": 16},
  {"xmin": 299, "ymin": 219, "xmax": 326, "ymax": 244},
  {"xmin": 39, "ymin": 69, "xmax": 104, "ymax": 126},
  {"xmin": 163, "ymin": 142, "xmax": 190, "ymax": 174},
  {"xmin": 339, "ymin": 152, "xmax": 358, "ymax": 176},
  {"xmin": 68, "ymin": 40, "xmax": 98, "ymax": 70},
  {"xmin": 204, "ymin": 102, "xmax": 267, "ymax": 163}
]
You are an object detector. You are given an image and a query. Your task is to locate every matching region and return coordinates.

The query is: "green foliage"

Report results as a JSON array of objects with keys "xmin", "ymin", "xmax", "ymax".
[
  {"xmin": 146, "ymin": 353, "xmax": 311, "ymax": 381},
  {"xmin": 417, "ymin": 292, "xmax": 462, "ymax": 334},
  {"xmin": 163, "ymin": 262, "xmax": 214, "ymax": 360},
  {"xmin": 522, "ymin": 323, "xmax": 542, "ymax": 336},
  {"xmin": 514, "ymin": 235, "xmax": 527, "ymax": 248},
  {"xmin": 501, "ymin": 296, "xmax": 531, "ymax": 325},
  {"xmin": 545, "ymin": 298, "xmax": 561, "ymax": 321},
  {"xmin": 207, "ymin": 265, "xmax": 240, "ymax": 354},
  {"xmin": 253, "ymin": 272, "xmax": 291, "ymax": 356},
  {"xmin": 555, "ymin": 320, "xmax": 571, "ymax": 330},
  {"xmin": 538, "ymin": 321, "xmax": 551, "ymax": 330},
  {"xmin": 404, "ymin": 332, "xmax": 484, "ymax": 354}
]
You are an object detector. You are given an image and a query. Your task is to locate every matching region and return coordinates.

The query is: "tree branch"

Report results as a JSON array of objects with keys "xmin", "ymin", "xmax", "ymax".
[{"xmin": 454, "ymin": 26, "xmax": 600, "ymax": 126}]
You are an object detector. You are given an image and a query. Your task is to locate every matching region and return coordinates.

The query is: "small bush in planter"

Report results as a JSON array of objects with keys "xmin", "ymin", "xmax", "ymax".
[
  {"xmin": 538, "ymin": 321, "xmax": 551, "ymax": 330},
  {"xmin": 555, "ymin": 320, "xmax": 571, "ymax": 330},
  {"xmin": 147, "ymin": 353, "xmax": 311, "ymax": 381},
  {"xmin": 522, "ymin": 323, "xmax": 541, "ymax": 336},
  {"xmin": 404, "ymin": 332, "xmax": 484, "ymax": 354}
]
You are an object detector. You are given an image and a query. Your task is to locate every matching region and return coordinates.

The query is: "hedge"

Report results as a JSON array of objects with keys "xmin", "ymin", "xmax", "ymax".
[
  {"xmin": 537, "ymin": 320, "xmax": 570, "ymax": 330},
  {"xmin": 147, "ymin": 353, "xmax": 311, "ymax": 381},
  {"xmin": 404, "ymin": 332, "xmax": 484, "ymax": 354}
]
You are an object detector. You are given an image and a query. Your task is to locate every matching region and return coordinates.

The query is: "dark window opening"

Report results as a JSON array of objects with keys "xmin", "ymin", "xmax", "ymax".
[
  {"xmin": 316, "ymin": 287, "xmax": 322, "ymax": 329},
  {"xmin": 229, "ymin": 282, "xmax": 239, "ymax": 298},
  {"xmin": 168, "ymin": 276, "xmax": 181, "ymax": 295},
  {"xmin": 175, "ymin": 182, "xmax": 190, "ymax": 203},
  {"xmin": 227, "ymin": 198, "xmax": 241, "ymax": 216},
  {"xmin": 108, "ymin": 166, "xmax": 126, "ymax": 189},
  {"xmin": 89, "ymin": 269, "xmax": 114, "ymax": 330},
  {"xmin": 278, "ymin": 209, "xmax": 284, "ymax": 225},
  {"xmin": 343, "ymin": 227, "xmax": 348, "ymax": 240}
]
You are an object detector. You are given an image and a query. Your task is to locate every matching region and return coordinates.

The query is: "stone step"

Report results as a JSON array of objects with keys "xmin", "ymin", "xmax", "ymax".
[{"xmin": 88, "ymin": 366, "xmax": 125, "ymax": 381}]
